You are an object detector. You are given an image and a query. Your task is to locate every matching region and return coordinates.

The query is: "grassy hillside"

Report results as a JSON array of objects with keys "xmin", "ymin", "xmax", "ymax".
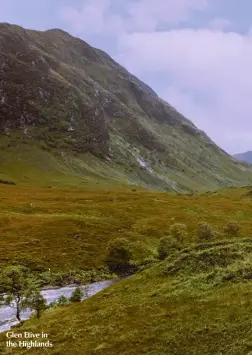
[
  {"xmin": 0, "ymin": 135, "xmax": 144, "ymax": 189},
  {"xmin": 1, "ymin": 22, "xmax": 252, "ymax": 192},
  {"xmin": 3, "ymin": 257, "xmax": 252, "ymax": 355},
  {"xmin": 1, "ymin": 186, "xmax": 252, "ymax": 354}
]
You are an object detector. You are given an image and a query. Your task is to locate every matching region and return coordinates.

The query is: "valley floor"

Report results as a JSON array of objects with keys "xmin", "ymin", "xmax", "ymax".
[
  {"xmin": 0, "ymin": 184, "xmax": 252, "ymax": 273},
  {"xmin": 1, "ymin": 184, "xmax": 252, "ymax": 354}
]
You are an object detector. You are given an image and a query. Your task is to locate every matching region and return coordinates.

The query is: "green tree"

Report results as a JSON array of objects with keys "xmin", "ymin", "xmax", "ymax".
[
  {"xmin": 105, "ymin": 238, "xmax": 133, "ymax": 275},
  {"xmin": 27, "ymin": 290, "xmax": 47, "ymax": 319},
  {"xmin": 69, "ymin": 287, "xmax": 84, "ymax": 303},
  {"xmin": 0, "ymin": 266, "xmax": 40, "ymax": 321}
]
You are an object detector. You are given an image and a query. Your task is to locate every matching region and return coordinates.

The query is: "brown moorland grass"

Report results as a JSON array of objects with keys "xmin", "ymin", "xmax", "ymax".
[
  {"xmin": 0, "ymin": 185, "xmax": 252, "ymax": 273},
  {"xmin": 1, "ymin": 186, "xmax": 252, "ymax": 354}
]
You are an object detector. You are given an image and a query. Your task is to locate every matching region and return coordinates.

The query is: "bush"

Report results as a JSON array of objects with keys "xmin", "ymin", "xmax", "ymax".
[
  {"xmin": 169, "ymin": 223, "xmax": 188, "ymax": 243},
  {"xmin": 47, "ymin": 295, "xmax": 69, "ymax": 309},
  {"xmin": 197, "ymin": 222, "xmax": 214, "ymax": 241},
  {"xmin": 0, "ymin": 178, "xmax": 16, "ymax": 185},
  {"xmin": 224, "ymin": 222, "xmax": 240, "ymax": 237},
  {"xmin": 57, "ymin": 295, "xmax": 69, "ymax": 306},
  {"xmin": 105, "ymin": 238, "xmax": 133, "ymax": 275},
  {"xmin": 69, "ymin": 287, "xmax": 84, "ymax": 303},
  {"xmin": 157, "ymin": 236, "xmax": 177, "ymax": 260}
]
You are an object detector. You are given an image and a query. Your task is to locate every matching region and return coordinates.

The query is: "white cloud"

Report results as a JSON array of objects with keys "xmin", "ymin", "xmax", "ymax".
[
  {"xmin": 60, "ymin": 0, "xmax": 123, "ymax": 35},
  {"xmin": 60, "ymin": 0, "xmax": 209, "ymax": 35},
  {"xmin": 208, "ymin": 17, "xmax": 232, "ymax": 31},
  {"xmin": 117, "ymin": 29, "xmax": 252, "ymax": 153},
  {"xmin": 127, "ymin": 0, "xmax": 209, "ymax": 30}
]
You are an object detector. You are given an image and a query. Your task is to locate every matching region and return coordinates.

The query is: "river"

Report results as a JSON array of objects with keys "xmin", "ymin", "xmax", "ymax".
[{"xmin": 0, "ymin": 279, "xmax": 117, "ymax": 333}]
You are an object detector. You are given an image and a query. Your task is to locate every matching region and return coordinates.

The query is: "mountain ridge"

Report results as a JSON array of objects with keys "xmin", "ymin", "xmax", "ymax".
[
  {"xmin": 1, "ymin": 22, "xmax": 252, "ymax": 191},
  {"xmin": 233, "ymin": 151, "xmax": 252, "ymax": 164}
]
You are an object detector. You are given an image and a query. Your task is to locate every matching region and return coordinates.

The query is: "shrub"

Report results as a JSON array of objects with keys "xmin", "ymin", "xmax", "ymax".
[
  {"xmin": 57, "ymin": 295, "xmax": 69, "ymax": 306},
  {"xmin": 47, "ymin": 300, "xmax": 57, "ymax": 309},
  {"xmin": 169, "ymin": 223, "xmax": 188, "ymax": 243},
  {"xmin": 197, "ymin": 222, "xmax": 214, "ymax": 241},
  {"xmin": 0, "ymin": 178, "xmax": 16, "ymax": 185},
  {"xmin": 47, "ymin": 295, "xmax": 70, "ymax": 309},
  {"xmin": 157, "ymin": 236, "xmax": 177, "ymax": 260},
  {"xmin": 69, "ymin": 287, "xmax": 84, "ymax": 303},
  {"xmin": 105, "ymin": 238, "xmax": 133, "ymax": 275},
  {"xmin": 224, "ymin": 222, "xmax": 240, "ymax": 237}
]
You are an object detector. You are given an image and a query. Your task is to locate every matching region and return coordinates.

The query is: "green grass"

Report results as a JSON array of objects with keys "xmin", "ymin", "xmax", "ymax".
[
  {"xmin": 1, "ymin": 184, "xmax": 252, "ymax": 274},
  {"xmin": 2, "ymin": 238, "xmax": 252, "ymax": 354},
  {"xmin": 0, "ymin": 136, "xmax": 141, "ymax": 189},
  {"xmin": 1, "ymin": 185, "xmax": 252, "ymax": 353}
]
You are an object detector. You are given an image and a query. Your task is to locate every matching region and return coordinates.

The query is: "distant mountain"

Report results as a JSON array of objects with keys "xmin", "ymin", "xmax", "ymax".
[
  {"xmin": 233, "ymin": 151, "xmax": 252, "ymax": 164},
  {"xmin": 1, "ymin": 22, "xmax": 252, "ymax": 191}
]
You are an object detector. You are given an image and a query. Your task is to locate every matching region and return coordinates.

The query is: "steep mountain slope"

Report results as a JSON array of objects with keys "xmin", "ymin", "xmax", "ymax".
[
  {"xmin": 234, "ymin": 151, "xmax": 252, "ymax": 164},
  {"xmin": 1, "ymin": 22, "xmax": 252, "ymax": 191}
]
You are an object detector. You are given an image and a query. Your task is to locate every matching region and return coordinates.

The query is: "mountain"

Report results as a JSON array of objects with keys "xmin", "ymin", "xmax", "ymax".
[
  {"xmin": 1, "ymin": 22, "xmax": 252, "ymax": 191},
  {"xmin": 233, "ymin": 151, "xmax": 252, "ymax": 164}
]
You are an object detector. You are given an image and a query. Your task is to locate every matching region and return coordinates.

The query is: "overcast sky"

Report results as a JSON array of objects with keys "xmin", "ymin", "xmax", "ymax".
[{"xmin": 1, "ymin": 0, "xmax": 251, "ymax": 154}]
